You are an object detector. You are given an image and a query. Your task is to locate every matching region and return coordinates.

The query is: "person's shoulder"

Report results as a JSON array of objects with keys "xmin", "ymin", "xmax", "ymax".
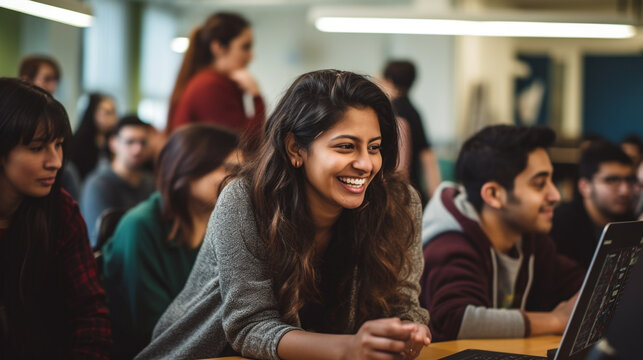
[
  {"xmin": 211, "ymin": 178, "xmax": 257, "ymax": 235},
  {"xmin": 217, "ymin": 178, "xmax": 251, "ymax": 206},
  {"xmin": 407, "ymin": 183, "xmax": 421, "ymax": 203},
  {"xmin": 118, "ymin": 192, "xmax": 162, "ymax": 228},
  {"xmin": 83, "ymin": 166, "xmax": 117, "ymax": 189},
  {"xmin": 58, "ymin": 188, "xmax": 81, "ymax": 219},
  {"xmin": 424, "ymin": 231, "xmax": 478, "ymax": 262},
  {"xmin": 56, "ymin": 189, "xmax": 88, "ymax": 241},
  {"xmin": 187, "ymin": 69, "xmax": 230, "ymax": 90},
  {"xmin": 106, "ymin": 194, "xmax": 163, "ymax": 252}
]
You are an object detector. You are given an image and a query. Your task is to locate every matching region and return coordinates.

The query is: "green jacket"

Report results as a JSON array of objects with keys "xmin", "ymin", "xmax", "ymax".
[{"xmin": 102, "ymin": 192, "xmax": 201, "ymax": 359}]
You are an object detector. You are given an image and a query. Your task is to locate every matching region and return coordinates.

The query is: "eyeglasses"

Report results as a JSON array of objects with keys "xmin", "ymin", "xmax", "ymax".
[
  {"xmin": 596, "ymin": 175, "xmax": 638, "ymax": 188},
  {"xmin": 119, "ymin": 138, "xmax": 148, "ymax": 147}
]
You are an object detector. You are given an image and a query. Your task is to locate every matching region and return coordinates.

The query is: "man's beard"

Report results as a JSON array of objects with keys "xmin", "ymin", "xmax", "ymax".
[{"xmin": 591, "ymin": 190, "xmax": 632, "ymax": 221}]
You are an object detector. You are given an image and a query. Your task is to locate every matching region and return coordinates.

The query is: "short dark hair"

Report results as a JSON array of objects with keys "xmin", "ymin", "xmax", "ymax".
[
  {"xmin": 456, "ymin": 125, "xmax": 556, "ymax": 211},
  {"xmin": 578, "ymin": 141, "xmax": 632, "ymax": 180},
  {"xmin": 383, "ymin": 60, "xmax": 416, "ymax": 95},
  {"xmin": 112, "ymin": 114, "xmax": 149, "ymax": 137},
  {"xmin": 621, "ymin": 134, "xmax": 643, "ymax": 153},
  {"xmin": 18, "ymin": 55, "xmax": 61, "ymax": 81}
]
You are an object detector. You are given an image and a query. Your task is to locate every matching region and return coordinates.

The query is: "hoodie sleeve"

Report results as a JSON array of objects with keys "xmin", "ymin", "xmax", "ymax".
[{"xmin": 421, "ymin": 234, "xmax": 525, "ymax": 341}]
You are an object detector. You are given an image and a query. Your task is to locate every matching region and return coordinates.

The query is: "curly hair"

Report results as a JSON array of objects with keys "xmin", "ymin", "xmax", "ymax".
[{"xmin": 237, "ymin": 70, "xmax": 416, "ymax": 331}]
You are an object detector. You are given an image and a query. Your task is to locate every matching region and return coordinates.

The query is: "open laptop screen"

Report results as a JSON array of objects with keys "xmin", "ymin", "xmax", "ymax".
[
  {"xmin": 556, "ymin": 220, "xmax": 643, "ymax": 360},
  {"xmin": 604, "ymin": 242, "xmax": 643, "ymax": 360}
]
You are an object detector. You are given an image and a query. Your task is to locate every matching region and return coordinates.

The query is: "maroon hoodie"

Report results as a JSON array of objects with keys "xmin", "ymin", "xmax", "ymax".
[{"xmin": 420, "ymin": 182, "xmax": 584, "ymax": 341}]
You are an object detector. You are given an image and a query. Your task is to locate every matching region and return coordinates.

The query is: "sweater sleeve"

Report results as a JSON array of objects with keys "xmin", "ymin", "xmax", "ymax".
[
  {"xmin": 58, "ymin": 195, "xmax": 112, "ymax": 359},
  {"xmin": 390, "ymin": 189, "xmax": 430, "ymax": 325},
  {"xmin": 457, "ymin": 306, "xmax": 525, "ymax": 339},
  {"xmin": 213, "ymin": 181, "xmax": 299, "ymax": 359},
  {"xmin": 421, "ymin": 234, "xmax": 512, "ymax": 341}
]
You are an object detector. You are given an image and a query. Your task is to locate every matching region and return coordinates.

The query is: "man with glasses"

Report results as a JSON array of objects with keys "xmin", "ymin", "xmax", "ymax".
[
  {"xmin": 551, "ymin": 141, "xmax": 636, "ymax": 269},
  {"xmin": 81, "ymin": 116, "xmax": 156, "ymax": 247}
]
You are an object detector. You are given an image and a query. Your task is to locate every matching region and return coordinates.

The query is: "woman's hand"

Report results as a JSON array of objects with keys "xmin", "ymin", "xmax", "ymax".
[
  {"xmin": 342, "ymin": 318, "xmax": 427, "ymax": 360},
  {"xmin": 229, "ymin": 69, "xmax": 260, "ymax": 96},
  {"xmin": 402, "ymin": 322, "xmax": 431, "ymax": 359}
]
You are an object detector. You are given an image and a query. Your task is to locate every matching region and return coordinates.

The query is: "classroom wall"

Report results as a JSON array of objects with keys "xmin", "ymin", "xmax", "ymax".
[
  {"xmin": 0, "ymin": 9, "xmax": 82, "ymax": 127},
  {"xmin": 5, "ymin": 2, "xmax": 643, "ymax": 150},
  {"xmin": 0, "ymin": 8, "xmax": 21, "ymax": 79},
  {"xmin": 165, "ymin": 5, "xmax": 457, "ymax": 148}
]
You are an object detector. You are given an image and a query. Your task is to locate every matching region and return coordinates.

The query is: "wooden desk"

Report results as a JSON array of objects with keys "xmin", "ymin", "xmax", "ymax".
[
  {"xmin": 421, "ymin": 335, "xmax": 561, "ymax": 359},
  {"xmin": 210, "ymin": 335, "xmax": 561, "ymax": 359}
]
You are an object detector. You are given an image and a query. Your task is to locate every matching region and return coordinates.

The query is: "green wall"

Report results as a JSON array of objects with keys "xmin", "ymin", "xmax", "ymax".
[
  {"xmin": 127, "ymin": 1, "xmax": 143, "ymax": 113},
  {"xmin": 0, "ymin": 8, "xmax": 21, "ymax": 77}
]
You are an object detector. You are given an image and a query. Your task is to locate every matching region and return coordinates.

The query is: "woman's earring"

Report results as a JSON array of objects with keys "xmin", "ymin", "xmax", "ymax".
[{"xmin": 295, "ymin": 160, "xmax": 301, "ymax": 168}]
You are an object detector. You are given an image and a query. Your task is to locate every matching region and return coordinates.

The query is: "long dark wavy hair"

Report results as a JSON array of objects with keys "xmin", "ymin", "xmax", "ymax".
[
  {"xmin": 167, "ymin": 12, "xmax": 250, "ymax": 133},
  {"xmin": 68, "ymin": 92, "xmax": 113, "ymax": 179},
  {"xmin": 157, "ymin": 124, "xmax": 238, "ymax": 246},
  {"xmin": 0, "ymin": 78, "xmax": 72, "ymax": 349},
  {"xmin": 239, "ymin": 70, "xmax": 416, "ymax": 331}
]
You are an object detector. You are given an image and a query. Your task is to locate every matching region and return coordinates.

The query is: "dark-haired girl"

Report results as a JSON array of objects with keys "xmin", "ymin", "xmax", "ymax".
[
  {"xmin": 102, "ymin": 124, "xmax": 240, "ymax": 359},
  {"xmin": 69, "ymin": 92, "xmax": 118, "ymax": 180},
  {"xmin": 0, "ymin": 78, "xmax": 111, "ymax": 358},
  {"xmin": 166, "ymin": 12, "xmax": 264, "ymax": 146},
  {"xmin": 137, "ymin": 70, "xmax": 430, "ymax": 360}
]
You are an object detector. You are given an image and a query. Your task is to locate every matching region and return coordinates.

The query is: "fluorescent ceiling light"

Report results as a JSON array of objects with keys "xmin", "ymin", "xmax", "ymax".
[
  {"xmin": 0, "ymin": 0, "xmax": 92, "ymax": 28},
  {"xmin": 315, "ymin": 17, "xmax": 636, "ymax": 39},
  {"xmin": 171, "ymin": 37, "xmax": 189, "ymax": 53}
]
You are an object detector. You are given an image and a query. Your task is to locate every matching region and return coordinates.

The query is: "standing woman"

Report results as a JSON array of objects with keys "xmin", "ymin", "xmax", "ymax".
[
  {"xmin": 166, "ymin": 12, "xmax": 264, "ymax": 149},
  {"xmin": 69, "ymin": 92, "xmax": 118, "ymax": 180},
  {"xmin": 137, "ymin": 70, "xmax": 430, "ymax": 360},
  {"xmin": 0, "ymin": 78, "xmax": 111, "ymax": 358}
]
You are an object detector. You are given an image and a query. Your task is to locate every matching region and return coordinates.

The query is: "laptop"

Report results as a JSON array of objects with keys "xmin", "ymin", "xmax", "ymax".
[
  {"xmin": 600, "ymin": 242, "xmax": 643, "ymax": 360},
  {"xmin": 440, "ymin": 220, "xmax": 643, "ymax": 360}
]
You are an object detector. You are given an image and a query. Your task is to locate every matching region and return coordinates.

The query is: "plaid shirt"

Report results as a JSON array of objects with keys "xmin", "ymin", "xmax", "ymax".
[
  {"xmin": 57, "ymin": 190, "xmax": 112, "ymax": 359},
  {"xmin": 0, "ymin": 190, "xmax": 112, "ymax": 359}
]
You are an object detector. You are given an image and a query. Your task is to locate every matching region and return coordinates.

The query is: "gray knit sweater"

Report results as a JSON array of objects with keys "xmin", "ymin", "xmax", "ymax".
[{"xmin": 135, "ymin": 179, "xmax": 429, "ymax": 360}]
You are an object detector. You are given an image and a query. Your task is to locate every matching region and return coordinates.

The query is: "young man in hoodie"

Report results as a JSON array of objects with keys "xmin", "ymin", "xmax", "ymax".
[{"xmin": 420, "ymin": 125, "xmax": 585, "ymax": 342}]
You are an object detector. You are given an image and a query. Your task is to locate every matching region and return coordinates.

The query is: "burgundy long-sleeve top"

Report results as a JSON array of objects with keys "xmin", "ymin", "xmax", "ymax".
[{"xmin": 168, "ymin": 69, "xmax": 265, "ymax": 137}]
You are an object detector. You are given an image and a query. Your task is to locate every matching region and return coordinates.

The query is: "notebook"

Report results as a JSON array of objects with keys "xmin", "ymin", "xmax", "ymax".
[{"xmin": 440, "ymin": 220, "xmax": 643, "ymax": 360}]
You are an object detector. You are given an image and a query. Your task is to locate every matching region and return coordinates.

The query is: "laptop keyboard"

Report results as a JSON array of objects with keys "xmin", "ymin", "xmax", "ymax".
[{"xmin": 439, "ymin": 349, "xmax": 547, "ymax": 360}]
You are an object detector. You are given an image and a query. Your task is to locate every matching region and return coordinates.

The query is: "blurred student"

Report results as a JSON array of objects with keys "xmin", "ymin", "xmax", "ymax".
[
  {"xmin": 102, "ymin": 124, "xmax": 239, "ymax": 359},
  {"xmin": 18, "ymin": 54, "xmax": 61, "ymax": 94},
  {"xmin": 382, "ymin": 60, "xmax": 441, "ymax": 202},
  {"xmin": 0, "ymin": 78, "xmax": 111, "ymax": 359},
  {"xmin": 166, "ymin": 12, "xmax": 264, "ymax": 151},
  {"xmin": 637, "ymin": 163, "xmax": 643, "ymax": 219},
  {"xmin": 620, "ymin": 134, "xmax": 643, "ymax": 169},
  {"xmin": 18, "ymin": 54, "xmax": 82, "ymax": 199},
  {"xmin": 69, "ymin": 93, "xmax": 118, "ymax": 180},
  {"xmin": 137, "ymin": 70, "xmax": 430, "ymax": 360},
  {"xmin": 80, "ymin": 115, "xmax": 156, "ymax": 248},
  {"xmin": 551, "ymin": 141, "xmax": 636, "ymax": 269},
  {"xmin": 421, "ymin": 125, "xmax": 584, "ymax": 341}
]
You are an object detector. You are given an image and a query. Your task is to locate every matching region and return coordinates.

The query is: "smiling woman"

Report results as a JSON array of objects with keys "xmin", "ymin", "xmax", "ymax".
[
  {"xmin": 136, "ymin": 70, "xmax": 430, "ymax": 360},
  {"xmin": 0, "ymin": 78, "xmax": 111, "ymax": 359}
]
